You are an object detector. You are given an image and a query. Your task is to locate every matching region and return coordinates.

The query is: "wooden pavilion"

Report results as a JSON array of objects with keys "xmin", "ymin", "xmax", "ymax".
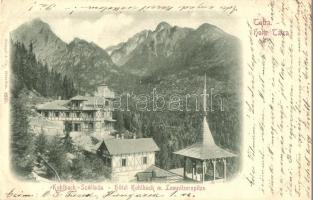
[{"xmin": 174, "ymin": 74, "xmax": 237, "ymax": 182}]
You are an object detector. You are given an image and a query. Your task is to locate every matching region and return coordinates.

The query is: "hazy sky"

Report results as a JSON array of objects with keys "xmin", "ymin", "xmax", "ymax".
[{"xmin": 15, "ymin": 11, "xmax": 241, "ymax": 49}]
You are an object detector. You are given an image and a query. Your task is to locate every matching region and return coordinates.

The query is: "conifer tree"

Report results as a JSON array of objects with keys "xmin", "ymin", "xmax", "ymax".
[{"xmin": 10, "ymin": 99, "xmax": 35, "ymax": 176}]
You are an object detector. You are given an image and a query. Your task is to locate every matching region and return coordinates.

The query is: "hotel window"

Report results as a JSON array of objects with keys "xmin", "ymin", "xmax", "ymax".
[
  {"xmin": 107, "ymin": 158, "xmax": 111, "ymax": 167},
  {"xmin": 102, "ymin": 122, "xmax": 107, "ymax": 129},
  {"xmin": 55, "ymin": 112, "xmax": 59, "ymax": 117},
  {"xmin": 65, "ymin": 112, "xmax": 70, "ymax": 117},
  {"xmin": 76, "ymin": 112, "xmax": 81, "ymax": 118},
  {"xmin": 88, "ymin": 122, "xmax": 94, "ymax": 130},
  {"xmin": 65, "ymin": 123, "xmax": 72, "ymax": 132},
  {"xmin": 74, "ymin": 123, "xmax": 81, "ymax": 131},
  {"xmin": 122, "ymin": 158, "xmax": 127, "ymax": 167},
  {"xmin": 44, "ymin": 112, "xmax": 49, "ymax": 117},
  {"xmin": 105, "ymin": 157, "xmax": 112, "ymax": 167},
  {"xmin": 143, "ymin": 156, "xmax": 147, "ymax": 164}
]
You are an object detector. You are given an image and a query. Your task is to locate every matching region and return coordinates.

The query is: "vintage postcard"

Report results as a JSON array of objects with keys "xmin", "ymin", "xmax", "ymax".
[{"xmin": 0, "ymin": 0, "xmax": 311, "ymax": 199}]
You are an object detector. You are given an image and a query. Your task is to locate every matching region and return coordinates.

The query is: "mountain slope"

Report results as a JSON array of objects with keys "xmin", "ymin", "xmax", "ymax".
[
  {"xmin": 107, "ymin": 22, "xmax": 241, "ymax": 85},
  {"xmin": 11, "ymin": 19, "xmax": 241, "ymax": 93},
  {"xmin": 11, "ymin": 18, "xmax": 117, "ymax": 93},
  {"xmin": 11, "ymin": 18, "xmax": 68, "ymax": 71},
  {"xmin": 108, "ymin": 22, "xmax": 193, "ymax": 75},
  {"xmin": 11, "ymin": 19, "xmax": 242, "ymax": 173}
]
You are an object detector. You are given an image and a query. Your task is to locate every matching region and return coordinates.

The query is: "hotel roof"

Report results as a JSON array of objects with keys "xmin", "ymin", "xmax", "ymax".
[
  {"xmin": 36, "ymin": 96, "xmax": 112, "ymax": 111},
  {"xmin": 71, "ymin": 132, "xmax": 114, "ymax": 153},
  {"xmin": 70, "ymin": 95, "xmax": 89, "ymax": 101},
  {"xmin": 36, "ymin": 100, "xmax": 70, "ymax": 110},
  {"xmin": 174, "ymin": 142, "xmax": 237, "ymax": 160},
  {"xmin": 102, "ymin": 138, "xmax": 159, "ymax": 155}
]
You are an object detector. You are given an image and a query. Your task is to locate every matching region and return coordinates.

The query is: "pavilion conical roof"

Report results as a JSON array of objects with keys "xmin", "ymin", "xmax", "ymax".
[
  {"xmin": 202, "ymin": 116, "xmax": 216, "ymax": 146},
  {"xmin": 201, "ymin": 73, "xmax": 216, "ymax": 146},
  {"xmin": 174, "ymin": 74, "xmax": 237, "ymax": 160}
]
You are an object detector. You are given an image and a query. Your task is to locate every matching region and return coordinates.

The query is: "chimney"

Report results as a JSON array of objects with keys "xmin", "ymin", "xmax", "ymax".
[
  {"xmin": 58, "ymin": 96, "xmax": 61, "ymax": 100},
  {"xmin": 121, "ymin": 134, "xmax": 124, "ymax": 139},
  {"xmin": 133, "ymin": 134, "xmax": 136, "ymax": 139}
]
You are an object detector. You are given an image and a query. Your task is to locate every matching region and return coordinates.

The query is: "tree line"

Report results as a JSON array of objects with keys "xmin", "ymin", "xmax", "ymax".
[
  {"xmin": 10, "ymin": 40, "xmax": 241, "ymax": 181},
  {"xmin": 113, "ymin": 92, "xmax": 241, "ymax": 177},
  {"xmin": 10, "ymin": 41, "xmax": 95, "ymax": 180},
  {"xmin": 11, "ymin": 41, "xmax": 77, "ymax": 99}
]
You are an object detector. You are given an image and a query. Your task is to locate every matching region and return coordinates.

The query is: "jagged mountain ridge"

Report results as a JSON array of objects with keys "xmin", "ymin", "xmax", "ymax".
[
  {"xmin": 11, "ymin": 18, "xmax": 242, "ymax": 171},
  {"xmin": 11, "ymin": 18, "xmax": 241, "ymax": 94},
  {"xmin": 107, "ymin": 22, "xmax": 193, "ymax": 68},
  {"xmin": 107, "ymin": 21, "xmax": 241, "ymax": 81},
  {"xmin": 10, "ymin": 18, "xmax": 116, "ymax": 92}
]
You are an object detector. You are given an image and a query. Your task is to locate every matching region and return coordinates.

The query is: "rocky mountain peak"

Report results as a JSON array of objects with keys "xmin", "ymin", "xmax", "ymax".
[
  {"xmin": 11, "ymin": 18, "xmax": 54, "ymax": 42},
  {"xmin": 70, "ymin": 37, "xmax": 83, "ymax": 43},
  {"xmin": 11, "ymin": 18, "xmax": 240, "ymax": 92},
  {"xmin": 189, "ymin": 23, "xmax": 227, "ymax": 43},
  {"xmin": 11, "ymin": 18, "xmax": 116, "ymax": 92},
  {"xmin": 30, "ymin": 18, "xmax": 50, "ymax": 28},
  {"xmin": 68, "ymin": 37, "xmax": 91, "ymax": 47},
  {"xmin": 155, "ymin": 21, "xmax": 171, "ymax": 31}
]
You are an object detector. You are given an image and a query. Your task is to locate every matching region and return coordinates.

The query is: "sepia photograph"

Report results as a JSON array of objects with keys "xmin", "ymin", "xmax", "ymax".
[
  {"xmin": 1, "ymin": 0, "xmax": 311, "ymax": 199},
  {"xmin": 10, "ymin": 12, "xmax": 241, "ymax": 183}
]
